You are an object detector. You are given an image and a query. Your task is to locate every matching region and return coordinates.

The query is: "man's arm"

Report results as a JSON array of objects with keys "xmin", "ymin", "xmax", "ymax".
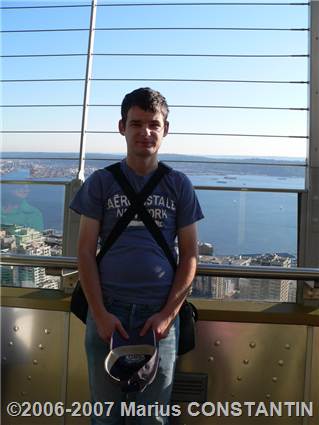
[
  {"xmin": 77, "ymin": 215, "xmax": 128, "ymax": 342},
  {"xmin": 140, "ymin": 222, "xmax": 198, "ymax": 339}
]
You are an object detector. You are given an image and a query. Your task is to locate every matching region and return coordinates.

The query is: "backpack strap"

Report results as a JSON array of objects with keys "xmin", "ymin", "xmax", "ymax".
[
  {"xmin": 107, "ymin": 162, "xmax": 177, "ymax": 271},
  {"xmin": 96, "ymin": 162, "xmax": 176, "ymax": 271}
]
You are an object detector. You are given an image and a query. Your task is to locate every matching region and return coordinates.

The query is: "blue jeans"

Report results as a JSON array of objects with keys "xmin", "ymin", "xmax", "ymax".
[{"xmin": 85, "ymin": 298, "xmax": 179, "ymax": 425}]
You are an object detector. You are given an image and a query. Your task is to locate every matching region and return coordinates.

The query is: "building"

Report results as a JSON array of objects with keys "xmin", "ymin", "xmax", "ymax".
[{"xmin": 0, "ymin": 224, "xmax": 51, "ymax": 288}]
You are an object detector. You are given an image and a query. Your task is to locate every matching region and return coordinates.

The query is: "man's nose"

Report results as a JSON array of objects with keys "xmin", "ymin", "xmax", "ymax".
[{"xmin": 140, "ymin": 125, "xmax": 151, "ymax": 136}]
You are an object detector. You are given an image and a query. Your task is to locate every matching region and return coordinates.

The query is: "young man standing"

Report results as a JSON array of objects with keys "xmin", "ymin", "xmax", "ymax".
[{"xmin": 70, "ymin": 87, "xmax": 204, "ymax": 424}]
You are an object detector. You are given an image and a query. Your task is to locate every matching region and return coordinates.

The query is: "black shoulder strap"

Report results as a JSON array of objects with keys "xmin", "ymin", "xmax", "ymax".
[
  {"xmin": 96, "ymin": 162, "xmax": 176, "ymax": 271},
  {"xmin": 107, "ymin": 162, "xmax": 169, "ymax": 208},
  {"xmin": 107, "ymin": 162, "xmax": 177, "ymax": 271}
]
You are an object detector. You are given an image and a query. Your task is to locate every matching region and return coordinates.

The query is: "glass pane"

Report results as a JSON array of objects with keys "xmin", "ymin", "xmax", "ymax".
[
  {"xmin": 1, "ymin": 183, "xmax": 65, "ymax": 288},
  {"xmin": 192, "ymin": 275, "xmax": 297, "ymax": 302},
  {"xmin": 195, "ymin": 190, "xmax": 298, "ymax": 302}
]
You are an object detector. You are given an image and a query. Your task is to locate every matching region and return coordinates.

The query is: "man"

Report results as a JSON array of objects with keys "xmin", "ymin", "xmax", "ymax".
[{"xmin": 70, "ymin": 87, "xmax": 204, "ymax": 424}]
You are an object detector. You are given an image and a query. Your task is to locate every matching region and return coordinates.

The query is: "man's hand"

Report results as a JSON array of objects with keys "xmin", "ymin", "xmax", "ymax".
[
  {"xmin": 94, "ymin": 309, "xmax": 129, "ymax": 343},
  {"xmin": 139, "ymin": 311, "xmax": 175, "ymax": 340}
]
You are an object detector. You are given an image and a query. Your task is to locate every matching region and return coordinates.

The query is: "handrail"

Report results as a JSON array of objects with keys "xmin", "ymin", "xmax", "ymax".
[
  {"xmin": 197, "ymin": 263, "xmax": 319, "ymax": 280},
  {"xmin": 0, "ymin": 254, "xmax": 76, "ymax": 269},
  {"xmin": 1, "ymin": 254, "xmax": 319, "ymax": 281}
]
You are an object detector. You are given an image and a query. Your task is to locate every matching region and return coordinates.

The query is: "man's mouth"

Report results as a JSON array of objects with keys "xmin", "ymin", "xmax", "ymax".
[{"xmin": 138, "ymin": 141, "xmax": 154, "ymax": 147}]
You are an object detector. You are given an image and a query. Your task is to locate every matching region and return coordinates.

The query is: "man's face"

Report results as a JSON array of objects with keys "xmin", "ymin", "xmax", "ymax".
[
  {"xmin": 14, "ymin": 185, "xmax": 30, "ymax": 199},
  {"xmin": 118, "ymin": 106, "xmax": 169, "ymax": 159}
]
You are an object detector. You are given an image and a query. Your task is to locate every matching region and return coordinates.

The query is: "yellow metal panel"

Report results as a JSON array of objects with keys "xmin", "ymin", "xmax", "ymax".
[
  {"xmin": 1, "ymin": 307, "xmax": 69, "ymax": 425},
  {"xmin": 65, "ymin": 314, "xmax": 90, "ymax": 425},
  {"xmin": 174, "ymin": 321, "xmax": 315, "ymax": 425}
]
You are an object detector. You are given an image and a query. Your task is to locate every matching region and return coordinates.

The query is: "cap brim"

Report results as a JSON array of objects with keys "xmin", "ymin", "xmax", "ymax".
[{"xmin": 104, "ymin": 328, "xmax": 158, "ymax": 392}]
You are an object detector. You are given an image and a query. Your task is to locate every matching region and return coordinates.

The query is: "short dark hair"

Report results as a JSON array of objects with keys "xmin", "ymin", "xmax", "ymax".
[{"xmin": 121, "ymin": 87, "xmax": 169, "ymax": 124}]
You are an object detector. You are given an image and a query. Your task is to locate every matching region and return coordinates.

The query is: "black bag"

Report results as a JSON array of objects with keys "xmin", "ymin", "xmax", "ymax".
[
  {"xmin": 70, "ymin": 281, "xmax": 87, "ymax": 324},
  {"xmin": 71, "ymin": 162, "xmax": 198, "ymax": 355},
  {"xmin": 178, "ymin": 301, "xmax": 198, "ymax": 356}
]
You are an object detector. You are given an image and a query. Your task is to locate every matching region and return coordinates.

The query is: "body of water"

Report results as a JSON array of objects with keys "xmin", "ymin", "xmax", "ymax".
[{"xmin": 2, "ymin": 167, "xmax": 298, "ymax": 256}]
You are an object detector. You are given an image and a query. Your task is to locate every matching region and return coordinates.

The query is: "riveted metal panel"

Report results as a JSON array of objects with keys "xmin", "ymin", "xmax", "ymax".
[
  {"xmin": 1, "ymin": 307, "xmax": 69, "ymax": 425},
  {"xmin": 2, "ymin": 307, "xmax": 317, "ymax": 425},
  {"xmin": 65, "ymin": 314, "xmax": 90, "ymax": 425},
  {"xmin": 173, "ymin": 321, "xmax": 313, "ymax": 425}
]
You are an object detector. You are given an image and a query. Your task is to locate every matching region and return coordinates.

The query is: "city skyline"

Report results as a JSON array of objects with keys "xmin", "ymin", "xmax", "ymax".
[{"xmin": 0, "ymin": 222, "xmax": 297, "ymax": 302}]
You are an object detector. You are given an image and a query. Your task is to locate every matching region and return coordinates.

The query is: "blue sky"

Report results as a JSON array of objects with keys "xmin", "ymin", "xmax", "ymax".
[{"xmin": 2, "ymin": 0, "xmax": 309, "ymax": 158}]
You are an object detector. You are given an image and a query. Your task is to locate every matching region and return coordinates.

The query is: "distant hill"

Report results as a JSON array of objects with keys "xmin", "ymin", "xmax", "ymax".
[
  {"xmin": 2, "ymin": 151, "xmax": 305, "ymax": 163},
  {"xmin": 2, "ymin": 152, "xmax": 306, "ymax": 178}
]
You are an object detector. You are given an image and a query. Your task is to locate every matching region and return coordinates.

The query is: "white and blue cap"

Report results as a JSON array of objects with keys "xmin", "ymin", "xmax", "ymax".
[{"xmin": 104, "ymin": 328, "xmax": 159, "ymax": 393}]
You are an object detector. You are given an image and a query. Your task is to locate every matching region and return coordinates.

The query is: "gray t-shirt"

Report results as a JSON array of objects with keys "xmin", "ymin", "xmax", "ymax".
[{"xmin": 70, "ymin": 160, "xmax": 204, "ymax": 304}]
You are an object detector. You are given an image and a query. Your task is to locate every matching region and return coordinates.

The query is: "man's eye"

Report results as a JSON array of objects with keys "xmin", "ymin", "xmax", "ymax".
[{"xmin": 150, "ymin": 123, "xmax": 161, "ymax": 129}]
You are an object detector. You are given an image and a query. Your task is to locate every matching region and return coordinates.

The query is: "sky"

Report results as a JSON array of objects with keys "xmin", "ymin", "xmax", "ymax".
[{"xmin": 1, "ymin": 0, "xmax": 310, "ymax": 158}]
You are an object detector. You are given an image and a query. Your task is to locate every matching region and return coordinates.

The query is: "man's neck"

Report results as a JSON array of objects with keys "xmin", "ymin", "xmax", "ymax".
[{"xmin": 125, "ymin": 156, "xmax": 158, "ymax": 176}]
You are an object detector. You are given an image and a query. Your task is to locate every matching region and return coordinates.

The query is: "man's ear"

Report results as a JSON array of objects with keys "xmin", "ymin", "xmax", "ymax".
[
  {"xmin": 118, "ymin": 119, "xmax": 125, "ymax": 135},
  {"xmin": 163, "ymin": 121, "xmax": 169, "ymax": 137}
]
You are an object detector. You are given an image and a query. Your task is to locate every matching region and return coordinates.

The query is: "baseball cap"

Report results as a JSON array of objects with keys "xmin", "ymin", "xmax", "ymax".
[{"xmin": 104, "ymin": 328, "xmax": 159, "ymax": 393}]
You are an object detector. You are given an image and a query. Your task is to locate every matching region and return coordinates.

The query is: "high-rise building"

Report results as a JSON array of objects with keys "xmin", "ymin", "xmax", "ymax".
[
  {"xmin": 238, "ymin": 277, "xmax": 291, "ymax": 302},
  {"xmin": 0, "ymin": 224, "xmax": 51, "ymax": 288}
]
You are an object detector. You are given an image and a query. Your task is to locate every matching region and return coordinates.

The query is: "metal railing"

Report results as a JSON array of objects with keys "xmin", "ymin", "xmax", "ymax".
[
  {"xmin": 1, "ymin": 253, "xmax": 319, "ymax": 282},
  {"xmin": 2, "ymin": 0, "xmax": 309, "ymax": 157}
]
